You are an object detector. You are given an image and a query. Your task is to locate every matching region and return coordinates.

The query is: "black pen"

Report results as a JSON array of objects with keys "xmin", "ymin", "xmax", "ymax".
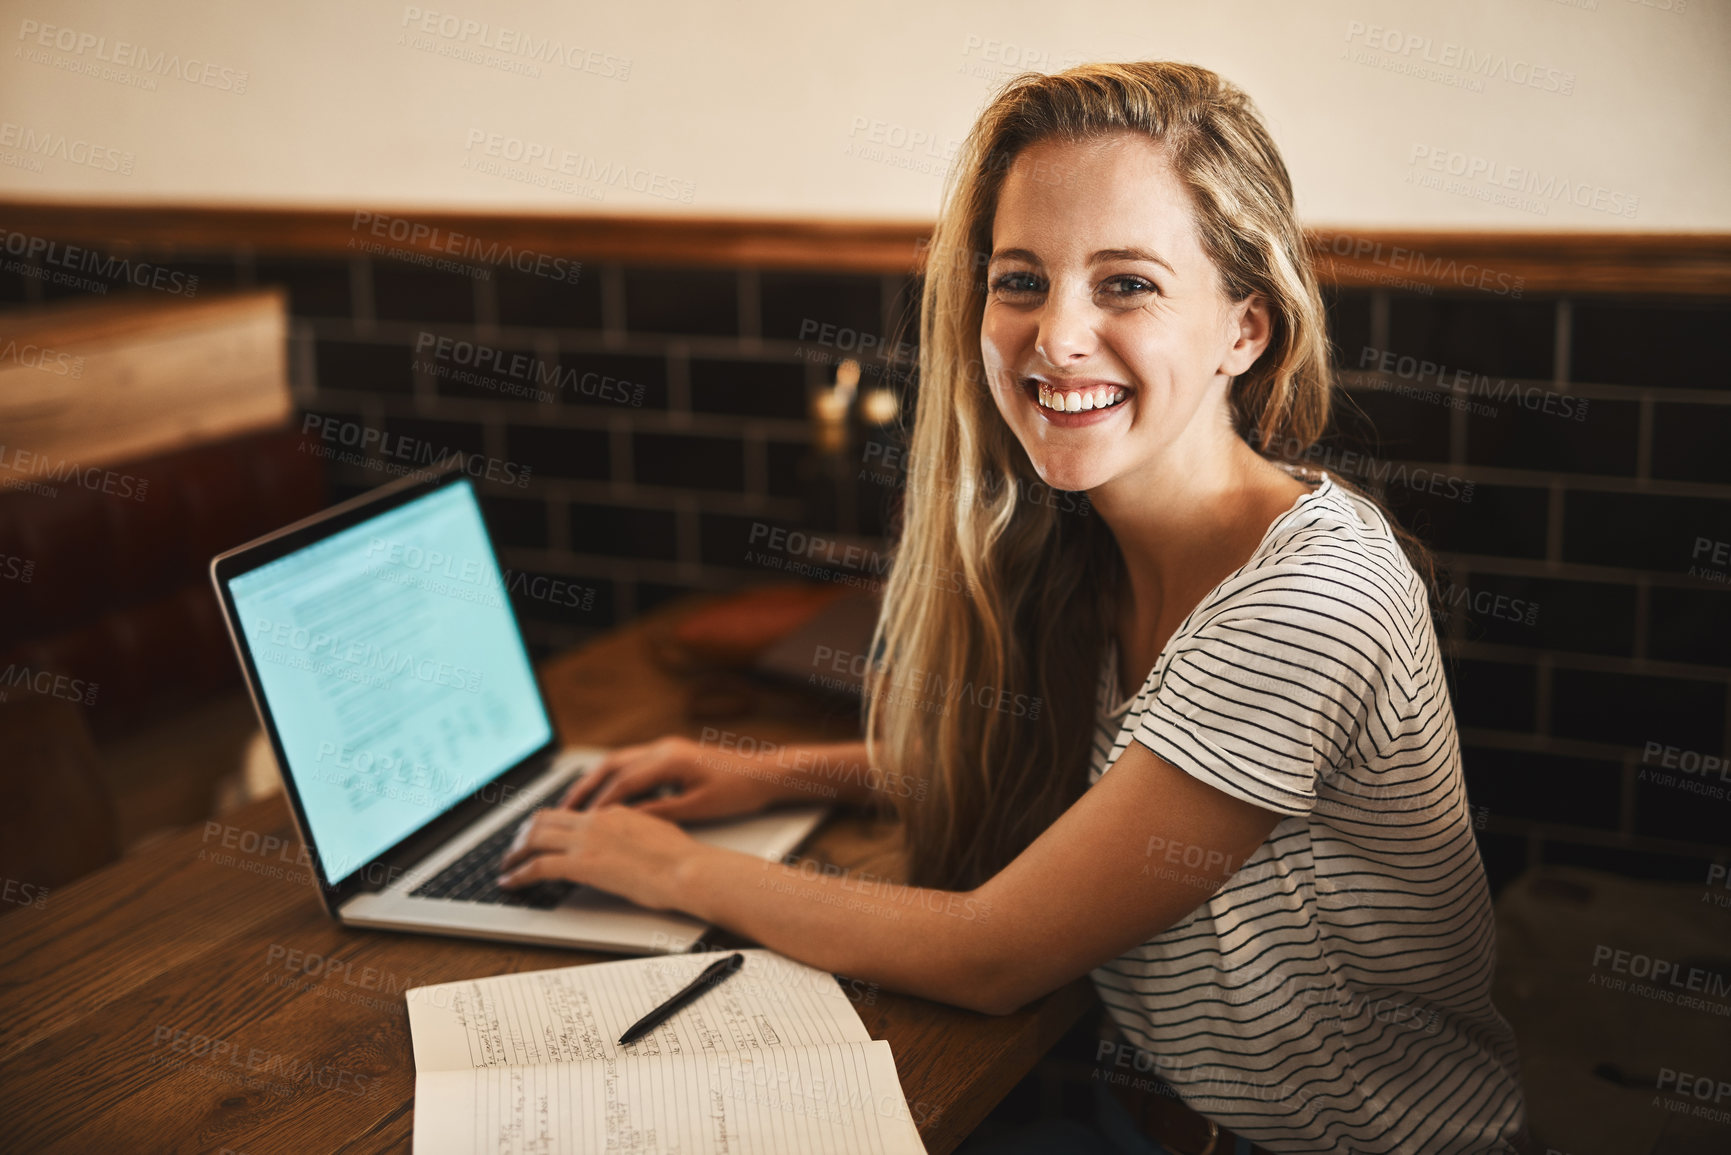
[{"xmin": 617, "ymin": 952, "xmax": 745, "ymax": 1046}]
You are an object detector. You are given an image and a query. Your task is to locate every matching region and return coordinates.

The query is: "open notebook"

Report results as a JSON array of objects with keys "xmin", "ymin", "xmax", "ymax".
[{"xmin": 406, "ymin": 948, "xmax": 929, "ymax": 1154}]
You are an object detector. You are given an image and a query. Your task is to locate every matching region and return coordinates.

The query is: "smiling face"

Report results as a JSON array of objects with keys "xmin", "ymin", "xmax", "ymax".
[{"xmin": 981, "ymin": 131, "xmax": 1269, "ymax": 494}]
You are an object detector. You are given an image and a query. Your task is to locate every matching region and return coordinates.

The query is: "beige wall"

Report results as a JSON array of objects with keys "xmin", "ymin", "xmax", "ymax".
[{"xmin": 1, "ymin": 0, "xmax": 1725, "ymax": 229}]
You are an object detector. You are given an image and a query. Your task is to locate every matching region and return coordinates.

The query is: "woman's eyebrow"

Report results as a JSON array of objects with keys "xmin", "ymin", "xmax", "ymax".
[
  {"xmin": 986, "ymin": 246, "xmax": 1176, "ymax": 275},
  {"xmin": 1091, "ymin": 246, "xmax": 1176, "ymax": 274}
]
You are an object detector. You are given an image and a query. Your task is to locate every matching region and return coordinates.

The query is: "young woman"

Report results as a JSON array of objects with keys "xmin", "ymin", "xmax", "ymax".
[{"xmin": 500, "ymin": 62, "xmax": 1527, "ymax": 1154}]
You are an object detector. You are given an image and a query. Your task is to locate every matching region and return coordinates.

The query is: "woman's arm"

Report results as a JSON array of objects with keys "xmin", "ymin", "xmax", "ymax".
[
  {"xmin": 501, "ymin": 738, "xmax": 1280, "ymax": 1016},
  {"xmin": 563, "ymin": 737, "xmax": 886, "ymax": 816},
  {"xmin": 737, "ymin": 739, "xmax": 884, "ymax": 808}
]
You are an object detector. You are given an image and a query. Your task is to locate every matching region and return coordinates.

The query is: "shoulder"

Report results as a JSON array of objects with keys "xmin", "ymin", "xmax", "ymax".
[{"xmin": 1187, "ymin": 480, "xmax": 1424, "ymax": 668}]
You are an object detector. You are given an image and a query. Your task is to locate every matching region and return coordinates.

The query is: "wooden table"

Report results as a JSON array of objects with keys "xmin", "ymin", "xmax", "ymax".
[{"xmin": 0, "ymin": 595, "xmax": 1096, "ymax": 1153}]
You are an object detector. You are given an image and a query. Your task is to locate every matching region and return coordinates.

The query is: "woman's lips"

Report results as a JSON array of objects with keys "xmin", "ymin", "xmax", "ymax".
[{"xmin": 1022, "ymin": 378, "xmax": 1131, "ymax": 427}]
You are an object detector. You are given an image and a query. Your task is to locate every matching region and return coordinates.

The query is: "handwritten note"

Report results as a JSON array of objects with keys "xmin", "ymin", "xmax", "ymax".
[{"xmin": 407, "ymin": 950, "xmax": 927, "ymax": 1154}]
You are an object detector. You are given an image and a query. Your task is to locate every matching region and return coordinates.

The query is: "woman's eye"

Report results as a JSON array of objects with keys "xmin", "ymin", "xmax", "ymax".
[
  {"xmin": 990, "ymin": 271, "xmax": 1043, "ymax": 296},
  {"xmin": 1100, "ymin": 275, "xmax": 1156, "ymax": 299}
]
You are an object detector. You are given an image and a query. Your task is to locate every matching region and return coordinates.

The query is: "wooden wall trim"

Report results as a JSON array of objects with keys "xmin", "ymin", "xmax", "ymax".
[
  {"xmin": 3, "ymin": 201, "xmax": 1728, "ymax": 296},
  {"xmin": 1308, "ymin": 228, "xmax": 1731, "ymax": 298}
]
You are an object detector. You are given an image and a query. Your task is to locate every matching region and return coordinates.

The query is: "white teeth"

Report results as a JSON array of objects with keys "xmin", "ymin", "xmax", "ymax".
[{"xmin": 1034, "ymin": 384, "xmax": 1126, "ymax": 413}]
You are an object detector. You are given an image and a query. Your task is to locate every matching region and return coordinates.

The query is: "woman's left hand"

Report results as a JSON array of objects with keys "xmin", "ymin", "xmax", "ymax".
[{"xmin": 497, "ymin": 805, "xmax": 703, "ymax": 912}]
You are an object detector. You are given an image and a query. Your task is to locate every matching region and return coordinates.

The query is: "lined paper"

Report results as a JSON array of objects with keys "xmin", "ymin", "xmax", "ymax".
[
  {"xmin": 413, "ymin": 1040, "xmax": 926, "ymax": 1154},
  {"xmin": 407, "ymin": 950, "xmax": 927, "ymax": 1154},
  {"xmin": 407, "ymin": 950, "xmax": 872, "ymax": 1070}
]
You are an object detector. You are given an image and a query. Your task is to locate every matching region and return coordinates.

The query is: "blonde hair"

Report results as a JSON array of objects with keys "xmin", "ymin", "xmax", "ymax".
[{"xmin": 864, "ymin": 61, "xmax": 1432, "ymax": 890}]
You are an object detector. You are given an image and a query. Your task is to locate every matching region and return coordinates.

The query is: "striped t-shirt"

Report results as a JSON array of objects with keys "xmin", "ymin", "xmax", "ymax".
[{"xmin": 1088, "ymin": 468, "xmax": 1525, "ymax": 1154}]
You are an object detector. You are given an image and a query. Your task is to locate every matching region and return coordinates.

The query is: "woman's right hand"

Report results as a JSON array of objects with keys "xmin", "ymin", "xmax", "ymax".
[{"xmin": 558, "ymin": 736, "xmax": 788, "ymax": 823}]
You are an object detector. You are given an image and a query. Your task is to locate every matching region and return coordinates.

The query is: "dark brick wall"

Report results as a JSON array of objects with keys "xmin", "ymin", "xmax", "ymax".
[
  {"xmin": 1321, "ymin": 289, "xmax": 1731, "ymax": 894},
  {"xmin": 6, "ymin": 244, "xmax": 1727, "ymax": 893}
]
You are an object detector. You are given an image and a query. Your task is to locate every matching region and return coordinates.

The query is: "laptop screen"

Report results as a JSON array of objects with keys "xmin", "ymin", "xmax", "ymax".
[{"xmin": 228, "ymin": 478, "xmax": 554, "ymax": 885}]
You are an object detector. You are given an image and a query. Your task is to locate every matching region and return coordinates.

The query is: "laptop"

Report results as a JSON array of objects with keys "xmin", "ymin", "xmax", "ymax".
[{"xmin": 209, "ymin": 463, "xmax": 826, "ymax": 954}]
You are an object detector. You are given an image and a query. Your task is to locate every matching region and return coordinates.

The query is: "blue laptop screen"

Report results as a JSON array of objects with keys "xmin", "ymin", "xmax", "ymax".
[{"xmin": 229, "ymin": 479, "xmax": 553, "ymax": 885}]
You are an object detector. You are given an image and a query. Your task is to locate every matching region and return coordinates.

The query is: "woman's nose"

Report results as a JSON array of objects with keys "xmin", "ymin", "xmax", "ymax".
[{"xmin": 1034, "ymin": 283, "xmax": 1098, "ymax": 365}]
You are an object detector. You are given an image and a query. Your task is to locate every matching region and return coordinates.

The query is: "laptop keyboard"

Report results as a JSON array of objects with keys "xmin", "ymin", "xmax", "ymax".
[{"xmin": 409, "ymin": 784, "xmax": 580, "ymax": 910}]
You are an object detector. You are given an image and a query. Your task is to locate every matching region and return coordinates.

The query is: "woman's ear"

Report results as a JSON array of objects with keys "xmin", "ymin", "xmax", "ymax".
[{"xmin": 1220, "ymin": 294, "xmax": 1273, "ymax": 378}]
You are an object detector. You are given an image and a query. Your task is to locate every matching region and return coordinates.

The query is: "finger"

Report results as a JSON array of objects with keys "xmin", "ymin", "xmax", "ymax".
[
  {"xmin": 498, "ymin": 851, "xmax": 566, "ymax": 889},
  {"xmin": 500, "ymin": 812, "xmax": 566, "ymax": 868},
  {"xmin": 499, "ymin": 810, "xmax": 578, "ymax": 871},
  {"xmin": 564, "ymin": 746, "xmax": 647, "ymax": 808},
  {"xmin": 561, "ymin": 767, "xmax": 615, "ymax": 810},
  {"xmin": 587, "ymin": 763, "xmax": 679, "ymax": 811},
  {"xmin": 567, "ymin": 741, "xmax": 668, "ymax": 808},
  {"xmin": 631, "ymin": 790, "xmax": 713, "ymax": 822}
]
